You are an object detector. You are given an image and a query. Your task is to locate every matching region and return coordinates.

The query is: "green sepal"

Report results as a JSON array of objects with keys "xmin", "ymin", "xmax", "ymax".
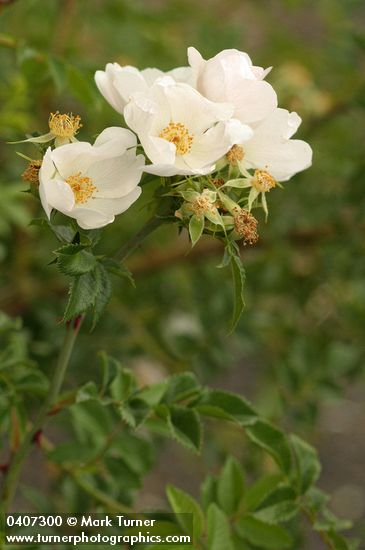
[{"xmin": 189, "ymin": 214, "xmax": 204, "ymax": 247}]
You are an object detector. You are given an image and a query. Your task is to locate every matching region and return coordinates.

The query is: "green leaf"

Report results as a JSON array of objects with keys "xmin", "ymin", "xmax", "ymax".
[
  {"xmin": 76, "ymin": 381, "xmax": 98, "ymax": 402},
  {"xmin": 119, "ymin": 398, "xmax": 150, "ymax": 428},
  {"xmin": 48, "ymin": 442, "xmax": 95, "ymax": 465},
  {"xmin": 245, "ymin": 475, "xmax": 283, "ymax": 511},
  {"xmin": 167, "ymin": 484, "xmax": 204, "ymax": 542},
  {"xmin": 164, "ymin": 373, "xmax": 201, "ymax": 404},
  {"xmin": 103, "ymin": 258, "xmax": 135, "ymax": 286},
  {"xmin": 257, "ymin": 485, "xmax": 296, "ymax": 509},
  {"xmin": 70, "ymin": 400, "xmax": 113, "ymax": 443},
  {"xmin": 189, "ymin": 215, "xmax": 204, "ymax": 247},
  {"xmin": 63, "ymin": 269, "xmax": 101, "ymax": 321},
  {"xmin": 201, "ymin": 474, "xmax": 217, "ymax": 511},
  {"xmin": 248, "ymin": 484, "xmax": 299, "ymax": 526},
  {"xmin": 314, "ymin": 508, "xmax": 352, "ymax": 532},
  {"xmin": 217, "ymin": 457, "xmax": 245, "ymax": 515},
  {"xmin": 290, "ymin": 434, "xmax": 321, "ymax": 494},
  {"xmin": 195, "ymin": 389, "xmax": 257, "ymax": 426},
  {"xmin": 229, "ymin": 252, "xmax": 246, "ymax": 332},
  {"xmin": 14, "ymin": 371, "xmax": 49, "ymax": 395},
  {"xmin": 137, "ymin": 381, "xmax": 168, "ymax": 406},
  {"xmin": 253, "ymin": 500, "xmax": 299, "ymax": 524},
  {"xmin": 55, "ymin": 244, "xmax": 97, "ymax": 276},
  {"xmin": 246, "ymin": 421, "xmax": 292, "ymax": 473},
  {"xmin": 118, "ymin": 404, "xmax": 137, "ymax": 428},
  {"xmin": 78, "ymin": 228, "xmax": 102, "ymax": 247},
  {"xmin": 112, "ymin": 432, "xmax": 154, "ymax": 476},
  {"xmin": 207, "ymin": 504, "xmax": 234, "ymax": 550},
  {"xmin": 91, "ymin": 264, "xmax": 112, "ymax": 330},
  {"xmin": 167, "ymin": 405, "xmax": 202, "ymax": 453},
  {"xmin": 236, "ymin": 516, "xmax": 293, "ymax": 549},
  {"xmin": 325, "ymin": 530, "xmax": 353, "ymax": 550},
  {"xmin": 110, "ymin": 367, "xmax": 136, "ymax": 402},
  {"xmin": 30, "ymin": 218, "xmax": 75, "ymax": 243}
]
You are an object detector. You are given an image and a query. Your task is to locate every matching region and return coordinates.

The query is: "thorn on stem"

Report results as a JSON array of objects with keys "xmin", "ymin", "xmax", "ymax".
[
  {"xmin": 32, "ymin": 429, "xmax": 43, "ymax": 447},
  {"xmin": 0, "ymin": 463, "xmax": 9, "ymax": 474},
  {"xmin": 73, "ymin": 315, "xmax": 83, "ymax": 331}
]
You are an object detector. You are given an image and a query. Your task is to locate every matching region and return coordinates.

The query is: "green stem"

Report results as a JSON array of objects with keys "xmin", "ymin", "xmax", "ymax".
[{"xmin": 1, "ymin": 317, "xmax": 82, "ymax": 513}]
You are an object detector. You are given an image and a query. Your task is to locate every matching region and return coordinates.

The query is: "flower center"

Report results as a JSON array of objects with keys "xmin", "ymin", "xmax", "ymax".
[
  {"xmin": 226, "ymin": 144, "xmax": 245, "ymax": 165},
  {"xmin": 65, "ymin": 172, "xmax": 97, "ymax": 204},
  {"xmin": 191, "ymin": 191, "xmax": 215, "ymax": 217},
  {"xmin": 159, "ymin": 122, "xmax": 194, "ymax": 155},
  {"xmin": 252, "ymin": 169, "xmax": 276, "ymax": 192},
  {"xmin": 49, "ymin": 112, "xmax": 82, "ymax": 138}
]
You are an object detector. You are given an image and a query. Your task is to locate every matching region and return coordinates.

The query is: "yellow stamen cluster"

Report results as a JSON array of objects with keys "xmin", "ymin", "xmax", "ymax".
[
  {"xmin": 65, "ymin": 172, "xmax": 97, "ymax": 204},
  {"xmin": 22, "ymin": 159, "xmax": 42, "ymax": 185},
  {"xmin": 48, "ymin": 112, "xmax": 82, "ymax": 138},
  {"xmin": 252, "ymin": 169, "xmax": 276, "ymax": 192},
  {"xmin": 226, "ymin": 144, "xmax": 244, "ymax": 165},
  {"xmin": 233, "ymin": 207, "xmax": 259, "ymax": 245},
  {"xmin": 159, "ymin": 122, "xmax": 194, "ymax": 155}
]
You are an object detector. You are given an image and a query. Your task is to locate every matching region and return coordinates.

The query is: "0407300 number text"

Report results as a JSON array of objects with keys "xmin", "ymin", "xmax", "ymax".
[{"xmin": 6, "ymin": 515, "xmax": 63, "ymax": 527}]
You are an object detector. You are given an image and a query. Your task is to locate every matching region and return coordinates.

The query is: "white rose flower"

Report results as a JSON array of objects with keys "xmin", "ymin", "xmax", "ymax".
[
  {"xmin": 224, "ymin": 108, "xmax": 313, "ymax": 217},
  {"xmin": 188, "ymin": 47, "xmax": 277, "ymax": 125},
  {"xmin": 124, "ymin": 76, "xmax": 253, "ymax": 177},
  {"xmin": 39, "ymin": 127, "xmax": 144, "ymax": 229},
  {"xmin": 95, "ymin": 62, "xmax": 195, "ymax": 114}
]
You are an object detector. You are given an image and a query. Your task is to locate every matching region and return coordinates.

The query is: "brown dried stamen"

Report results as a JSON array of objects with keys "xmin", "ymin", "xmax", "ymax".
[
  {"xmin": 233, "ymin": 207, "xmax": 259, "ymax": 245},
  {"xmin": 226, "ymin": 144, "xmax": 244, "ymax": 165},
  {"xmin": 22, "ymin": 159, "xmax": 42, "ymax": 186}
]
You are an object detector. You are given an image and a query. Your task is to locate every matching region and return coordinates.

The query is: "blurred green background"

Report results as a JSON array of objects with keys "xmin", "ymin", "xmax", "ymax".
[{"xmin": 1, "ymin": 0, "xmax": 365, "ymax": 547}]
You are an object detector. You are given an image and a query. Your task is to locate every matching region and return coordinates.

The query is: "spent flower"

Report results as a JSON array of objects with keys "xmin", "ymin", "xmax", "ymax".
[
  {"xmin": 22, "ymin": 159, "xmax": 42, "ymax": 186},
  {"xmin": 12, "ymin": 112, "xmax": 82, "ymax": 147},
  {"xmin": 232, "ymin": 208, "xmax": 259, "ymax": 245},
  {"xmin": 223, "ymin": 108, "xmax": 312, "ymax": 217}
]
